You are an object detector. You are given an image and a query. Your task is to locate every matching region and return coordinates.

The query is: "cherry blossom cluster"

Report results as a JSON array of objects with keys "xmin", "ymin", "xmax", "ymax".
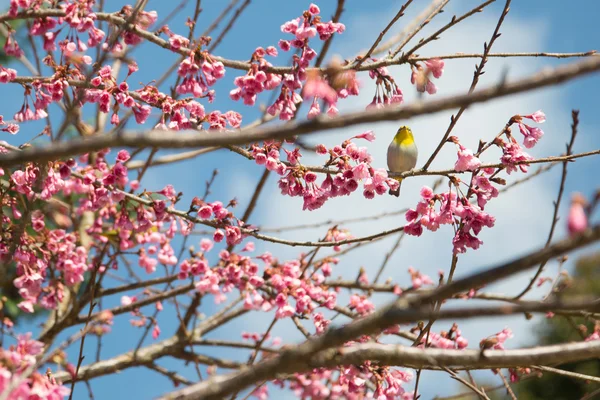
[
  {"xmin": 286, "ymin": 361, "xmax": 414, "ymax": 400},
  {"xmin": 242, "ymin": 250, "xmax": 338, "ymax": 317},
  {"xmin": 365, "ymin": 57, "xmax": 444, "ymax": 109},
  {"xmin": 499, "ymin": 111, "xmax": 546, "ymax": 174},
  {"xmin": 0, "ymin": 333, "xmax": 70, "ymax": 398},
  {"xmin": 2, "ymin": 150, "xmax": 158, "ymax": 310},
  {"xmin": 85, "ymin": 61, "xmax": 241, "ymax": 130},
  {"xmin": 405, "ymin": 111, "xmax": 547, "ymax": 253},
  {"xmin": 247, "ymin": 131, "xmax": 399, "ymax": 210},
  {"xmin": 1, "ymin": 160, "xmax": 95, "ymax": 313},
  {"xmin": 0, "ymin": 116, "xmax": 19, "ymax": 135},
  {"xmin": 1, "ymin": 5, "xmax": 240, "ymax": 133},
  {"xmin": 585, "ymin": 322, "xmax": 600, "ymax": 342},
  {"xmin": 0, "ymin": 306, "xmax": 112, "ymax": 398},
  {"xmin": 407, "ymin": 266, "xmax": 434, "ymax": 289},
  {"xmin": 410, "ymin": 59, "xmax": 445, "ymax": 95},
  {"xmin": 415, "ymin": 323, "xmax": 469, "ymax": 350},
  {"xmin": 229, "ymin": 46, "xmax": 282, "ymax": 106},
  {"xmin": 229, "ymin": 3, "xmax": 353, "ymax": 120},
  {"xmin": 174, "ymin": 38, "xmax": 225, "ymax": 100},
  {"xmin": 303, "ymin": 62, "xmax": 360, "ymax": 119},
  {"xmin": 404, "ymin": 185, "xmax": 496, "ymax": 253},
  {"xmin": 323, "ymin": 226, "xmax": 353, "ymax": 251},
  {"xmin": 0, "ymin": 66, "xmax": 17, "ymax": 83},
  {"xmin": 274, "ymin": 3, "xmax": 347, "ymax": 119},
  {"xmin": 12, "ymin": 1, "xmax": 156, "ymax": 59},
  {"xmin": 13, "ymin": 80, "xmax": 66, "ymax": 123},
  {"xmin": 366, "ymin": 62, "xmax": 404, "ymax": 109}
]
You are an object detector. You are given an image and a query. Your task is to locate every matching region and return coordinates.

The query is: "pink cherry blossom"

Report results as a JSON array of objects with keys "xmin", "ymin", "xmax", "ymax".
[
  {"xmin": 454, "ymin": 143, "xmax": 481, "ymax": 171},
  {"xmin": 567, "ymin": 193, "xmax": 588, "ymax": 235},
  {"xmin": 424, "ymin": 58, "xmax": 445, "ymax": 78},
  {"xmin": 523, "ymin": 110, "xmax": 546, "ymax": 123}
]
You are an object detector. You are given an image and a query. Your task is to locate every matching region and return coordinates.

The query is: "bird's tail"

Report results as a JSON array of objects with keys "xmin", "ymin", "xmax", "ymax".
[{"xmin": 389, "ymin": 177, "xmax": 403, "ymax": 197}]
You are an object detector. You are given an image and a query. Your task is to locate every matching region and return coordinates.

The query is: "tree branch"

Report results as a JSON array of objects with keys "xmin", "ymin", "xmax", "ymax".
[
  {"xmin": 159, "ymin": 339, "xmax": 600, "ymax": 399},
  {"xmin": 154, "ymin": 226, "xmax": 600, "ymax": 399},
  {"xmin": 3, "ymin": 56, "xmax": 600, "ymax": 167}
]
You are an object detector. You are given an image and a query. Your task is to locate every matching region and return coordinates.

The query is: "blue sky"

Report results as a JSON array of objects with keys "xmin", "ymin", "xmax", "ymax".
[{"xmin": 2, "ymin": 0, "xmax": 599, "ymax": 399}]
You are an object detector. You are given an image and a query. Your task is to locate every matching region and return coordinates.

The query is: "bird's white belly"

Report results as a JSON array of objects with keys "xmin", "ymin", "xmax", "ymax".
[{"xmin": 387, "ymin": 142, "xmax": 418, "ymax": 172}]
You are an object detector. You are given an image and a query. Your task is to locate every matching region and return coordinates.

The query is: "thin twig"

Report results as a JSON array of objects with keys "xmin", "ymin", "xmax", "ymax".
[
  {"xmin": 369, "ymin": 0, "xmax": 446, "ymax": 57},
  {"xmin": 514, "ymin": 109, "xmax": 579, "ymax": 299},
  {"xmin": 390, "ymin": 0, "xmax": 449, "ymax": 59},
  {"xmin": 373, "ymin": 231, "xmax": 406, "ymax": 284},
  {"xmin": 421, "ymin": 0, "xmax": 511, "ymax": 170},
  {"xmin": 532, "ymin": 365, "xmax": 600, "ymax": 384},
  {"xmin": 208, "ymin": 0, "xmax": 251, "ymax": 53},
  {"xmin": 498, "ymin": 371, "xmax": 517, "ymax": 400},
  {"xmin": 354, "ymin": 0, "xmax": 414, "ymax": 68},
  {"xmin": 444, "ymin": 367, "xmax": 490, "ymax": 400},
  {"xmin": 394, "ymin": 0, "xmax": 496, "ymax": 61}
]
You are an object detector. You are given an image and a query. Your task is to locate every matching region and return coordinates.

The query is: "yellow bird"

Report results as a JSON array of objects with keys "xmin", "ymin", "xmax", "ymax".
[{"xmin": 387, "ymin": 126, "xmax": 418, "ymax": 197}]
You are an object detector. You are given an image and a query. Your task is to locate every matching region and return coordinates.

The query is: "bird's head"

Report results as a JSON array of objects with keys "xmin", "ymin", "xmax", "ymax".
[{"xmin": 393, "ymin": 125, "xmax": 415, "ymax": 146}]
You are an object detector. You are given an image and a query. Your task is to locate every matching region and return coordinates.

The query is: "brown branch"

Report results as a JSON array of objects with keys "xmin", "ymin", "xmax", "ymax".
[
  {"xmin": 241, "ymin": 169, "xmax": 270, "ymax": 223},
  {"xmin": 81, "ymin": 171, "xmax": 403, "ymax": 248},
  {"xmin": 160, "ymin": 339, "xmax": 600, "ymax": 399},
  {"xmin": 445, "ymin": 367, "xmax": 490, "ymax": 400},
  {"xmin": 411, "ymin": 51, "xmax": 598, "ymax": 61},
  {"xmin": 53, "ymin": 306, "xmax": 248, "ymax": 383},
  {"xmin": 146, "ymin": 363, "xmax": 193, "ymax": 386},
  {"xmin": 395, "ymin": 150, "xmax": 600, "ymax": 178},
  {"xmin": 193, "ymin": 339, "xmax": 278, "ymax": 353},
  {"xmin": 126, "ymin": 147, "xmax": 219, "ymax": 169},
  {"xmin": 292, "ymin": 316, "xmax": 312, "ymax": 339},
  {"xmin": 498, "ymin": 162, "xmax": 558, "ymax": 193},
  {"xmin": 532, "ymin": 365, "xmax": 600, "ymax": 384},
  {"xmin": 68, "ymin": 248, "xmax": 104, "ymax": 400},
  {"xmin": 258, "ymin": 208, "xmax": 408, "ymax": 233},
  {"xmin": 581, "ymin": 388, "xmax": 600, "ymax": 400},
  {"xmin": 97, "ymin": 275, "xmax": 179, "ymax": 298},
  {"xmin": 322, "ymin": 282, "xmax": 600, "ymax": 320},
  {"xmin": 498, "ymin": 371, "xmax": 517, "ymax": 400},
  {"xmin": 3, "ymin": 56, "xmax": 600, "ymax": 167},
  {"xmin": 174, "ymin": 350, "xmax": 243, "ymax": 369},
  {"xmin": 77, "ymin": 283, "xmax": 195, "ymax": 323}
]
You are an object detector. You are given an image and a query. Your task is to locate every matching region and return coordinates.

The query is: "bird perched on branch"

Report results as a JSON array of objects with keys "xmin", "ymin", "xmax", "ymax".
[{"xmin": 387, "ymin": 125, "xmax": 418, "ymax": 197}]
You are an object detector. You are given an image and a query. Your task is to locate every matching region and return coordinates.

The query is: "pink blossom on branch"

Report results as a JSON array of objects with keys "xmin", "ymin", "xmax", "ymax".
[
  {"xmin": 449, "ymin": 137, "xmax": 481, "ymax": 171},
  {"xmin": 407, "ymin": 266, "xmax": 433, "ymax": 289},
  {"xmin": 480, "ymin": 328, "xmax": 514, "ymax": 350},
  {"xmin": 567, "ymin": 193, "xmax": 588, "ymax": 235}
]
